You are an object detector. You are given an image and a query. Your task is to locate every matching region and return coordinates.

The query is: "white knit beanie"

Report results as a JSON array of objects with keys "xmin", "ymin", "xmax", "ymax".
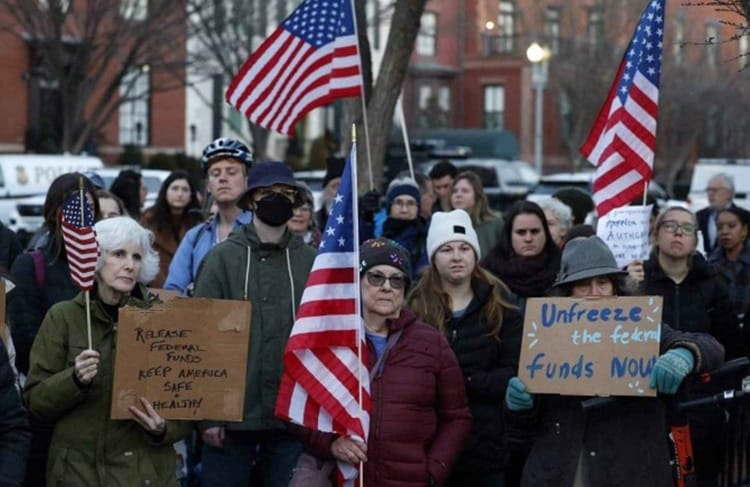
[{"xmin": 426, "ymin": 209, "xmax": 481, "ymax": 262}]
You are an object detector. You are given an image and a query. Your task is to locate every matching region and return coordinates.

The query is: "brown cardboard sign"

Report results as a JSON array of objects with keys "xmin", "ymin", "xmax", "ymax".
[
  {"xmin": 518, "ymin": 296, "xmax": 663, "ymax": 397},
  {"xmin": 111, "ymin": 298, "xmax": 251, "ymax": 420}
]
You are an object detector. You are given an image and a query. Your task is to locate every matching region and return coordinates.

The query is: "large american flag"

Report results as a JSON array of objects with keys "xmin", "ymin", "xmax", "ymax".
[
  {"xmin": 61, "ymin": 188, "xmax": 99, "ymax": 290},
  {"xmin": 225, "ymin": 0, "xmax": 362, "ymax": 136},
  {"xmin": 275, "ymin": 145, "xmax": 369, "ymax": 484},
  {"xmin": 580, "ymin": 0, "xmax": 665, "ymax": 217}
]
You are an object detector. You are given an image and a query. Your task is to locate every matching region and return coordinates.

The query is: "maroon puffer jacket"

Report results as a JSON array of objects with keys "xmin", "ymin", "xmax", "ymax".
[{"xmin": 304, "ymin": 308, "xmax": 472, "ymax": 486}]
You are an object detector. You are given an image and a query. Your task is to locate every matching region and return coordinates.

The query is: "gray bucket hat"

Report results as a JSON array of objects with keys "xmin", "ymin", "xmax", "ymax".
[{"xmin": 554, "ymin": 236, "xmax": 627, "ymax": 287}]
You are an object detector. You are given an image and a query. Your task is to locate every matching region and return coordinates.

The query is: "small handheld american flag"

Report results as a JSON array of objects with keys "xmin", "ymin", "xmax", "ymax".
[{"xmin": 61, "ymin": 186, "xmax": 99, "ymax": 291}]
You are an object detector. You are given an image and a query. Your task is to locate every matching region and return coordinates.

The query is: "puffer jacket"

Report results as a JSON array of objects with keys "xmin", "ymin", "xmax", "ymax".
[
  {"xmin": 193, "ymin": 223, "xmax": 315, "ymax": 431},
  {"xmin": 0, "ymin": 339, "xmax": 29, "ymax": 486},
  {"xmin": 302, "ymin": 309, "xmax": 472, "ymax": 486},
  {"xmin": 444, "ymin": 280, "xmax": 522, "ymax": 475},
  {"xmin": 511, "ymin": 324, "xmax": 724, "ymax": 487},
  {"xmin": 23, "ymin": 287, "xmax": 192, "ymax": 487}
]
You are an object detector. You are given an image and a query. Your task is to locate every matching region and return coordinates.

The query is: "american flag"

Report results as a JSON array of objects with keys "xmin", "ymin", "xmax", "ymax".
[
  {"xmin": 275, "ymin": 144, "xmax": 370, "ymax": 484},
  {"xmin": 580, "ymin": 0, "xmax": 665, "ymax": 217},
  {"xmin": 61, "ymin": 189, "xmax": 99, "ymax": 290},
  {"xmin": 225, "ymin": 0, "xmax": 362, "ymax": 136}
]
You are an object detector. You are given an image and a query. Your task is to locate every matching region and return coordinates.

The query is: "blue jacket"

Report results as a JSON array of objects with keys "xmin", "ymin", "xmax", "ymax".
[{"xmin": 163, "ymin": 211, "xmax": 252, "ymax": 294}]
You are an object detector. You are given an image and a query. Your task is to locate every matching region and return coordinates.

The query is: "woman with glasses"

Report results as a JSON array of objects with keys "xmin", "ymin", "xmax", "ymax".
[
  {"xmin": 407, "ymin": 210, "xmax": 523, "ymax": 487},
  {"xmin": 301, "ymin": 238, "xmax": 471, "ymax": 486},
  {"xmin": 628, "ymin": 205, "xmax": 744, "ymax": 486}
]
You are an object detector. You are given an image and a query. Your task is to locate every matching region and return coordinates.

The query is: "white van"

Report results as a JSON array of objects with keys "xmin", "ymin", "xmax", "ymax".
[
  {"xmin": 688, "ymin": 159, "xmax": 750, "ymax": 212},
  {"xmin": 0, "ymin": 154, "xmax": 103, "ymax": 236}
]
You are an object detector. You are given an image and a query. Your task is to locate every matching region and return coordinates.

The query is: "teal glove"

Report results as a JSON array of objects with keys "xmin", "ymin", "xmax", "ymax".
[
  {"xmin": 505, "ymin": 377, "xmax": 534, "ymax": 411},
  {"xmin": 649, "ymin": 347, "xmax": 695, "ymax": 395}
]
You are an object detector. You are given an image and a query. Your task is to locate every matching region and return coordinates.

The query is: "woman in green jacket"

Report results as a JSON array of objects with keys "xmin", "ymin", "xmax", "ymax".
[{"xmin": 24, "ymin": 216, "xmax": 191, "ymax": 486}]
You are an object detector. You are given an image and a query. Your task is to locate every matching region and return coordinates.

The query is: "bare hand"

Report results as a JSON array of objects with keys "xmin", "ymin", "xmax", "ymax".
[
  {"xmin": 74, "ymin": 349, "xmax": 100, "ymax": 385},
  {"xmin": 129, "ymin": 397, "xmax": 166, "ymax": 435},
  {"xmin": 202, "ymin": 426, "xmax": 225, "ymax": 449},
  {"xmin": 331, "ymin": 436, "xmax": 367, "ymax": 464},
  {"xmin": 627, "ymin": 260, "xmax": 645, "ymax": 283}
]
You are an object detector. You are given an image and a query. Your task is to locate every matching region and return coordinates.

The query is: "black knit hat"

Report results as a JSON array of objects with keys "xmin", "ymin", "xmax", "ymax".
[
  {"xmin": 323, "ymin": 156, "xmax": 345, "ymax": 188},
  {"xmin": 359, "ymin": 238, "xmax": 412, "ymax": 284}
]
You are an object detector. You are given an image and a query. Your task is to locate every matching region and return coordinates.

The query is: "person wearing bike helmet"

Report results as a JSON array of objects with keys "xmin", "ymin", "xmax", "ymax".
[{"xmin": 164, "ymin": 137, "xmax": 253, "ymax": 294}]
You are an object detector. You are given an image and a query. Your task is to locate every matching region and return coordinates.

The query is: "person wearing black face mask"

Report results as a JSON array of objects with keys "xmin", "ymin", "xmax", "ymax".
[{"xmin": 192, "ymin": 161, "xmax": 316, "ymax": 487}]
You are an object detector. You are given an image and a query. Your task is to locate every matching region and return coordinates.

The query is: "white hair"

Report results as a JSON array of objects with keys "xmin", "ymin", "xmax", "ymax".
[
  {"xmin": 709, "ymin": 173, "xmax": 735, "ymax": 193},
  {"xmin": 94, "ymin": 216, "xmax": 159, "ymax": 284},
  {"xmin": 538, "ymin": 197, "xmax": 573, "ymax": 230}
]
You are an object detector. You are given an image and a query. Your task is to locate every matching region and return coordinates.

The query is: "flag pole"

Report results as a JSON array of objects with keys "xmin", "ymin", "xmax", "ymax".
[
  {"xmin": 78, "ymin": 177, "xmax": 93, "ymax": 350},
  {"xmin": 350, "ymin": 0, "xmax": 374, "ymax": 190},
  {"xmin": 396, "ymin": 97, "xmax": 415, "ymax": 179},
  {"xmin": 351, "ymin": 124, "xmax": 365, "ymax": 486},
  {"xmin": 642, "ymin": 180, "xmax": 648, "ymax": 206}
]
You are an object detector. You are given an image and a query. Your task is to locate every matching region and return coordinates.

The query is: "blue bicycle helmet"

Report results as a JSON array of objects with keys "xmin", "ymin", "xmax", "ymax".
[{"xmin": 200, "ymin": 137, "xmax": 253, "ymax": 171}]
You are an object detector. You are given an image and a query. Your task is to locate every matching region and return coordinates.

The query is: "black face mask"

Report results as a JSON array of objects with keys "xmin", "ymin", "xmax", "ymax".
[{"xmin": 254, "ymin": 192, "xmax": 294, "ymax": 227}]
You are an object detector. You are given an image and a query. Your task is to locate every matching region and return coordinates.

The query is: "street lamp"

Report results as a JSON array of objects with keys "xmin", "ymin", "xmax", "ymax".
[{"xmin": 526, "ymin": 42, "xmax": 550, "ymax": 175}]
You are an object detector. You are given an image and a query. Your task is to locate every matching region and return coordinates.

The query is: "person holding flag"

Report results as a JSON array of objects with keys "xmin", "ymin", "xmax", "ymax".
[
  {"xmin": 193, "ymin": 161, "xmax": 315, "ymax": 486},
  {"xmin": 24, "ymin": 216, "xmax": 192, "ymax": 486}
]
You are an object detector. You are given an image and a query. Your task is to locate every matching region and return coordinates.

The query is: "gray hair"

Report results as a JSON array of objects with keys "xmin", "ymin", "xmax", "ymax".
[
  {"xmin": 709, "ymin": 173, "xmax": 735, "ymax": 193},
  {"xmin": 538, "ymin": 197, "xmax": 573, "ymax": 230},
  {"xmin": 94, "ymin": 216, "xmax": 159, "ymax": 284}
]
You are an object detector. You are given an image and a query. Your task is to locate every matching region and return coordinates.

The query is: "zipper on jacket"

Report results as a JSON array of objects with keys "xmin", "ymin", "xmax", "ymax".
[
  {"xmin": 450, "ymin": 328, "xmax": 457, "ymax": 345},
  {"xmin": 674, "ymin": 284, "xmax": 680, "ymax": 329}
]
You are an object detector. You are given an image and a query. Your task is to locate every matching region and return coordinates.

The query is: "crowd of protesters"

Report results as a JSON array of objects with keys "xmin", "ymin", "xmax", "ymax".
[{"xmin": 0, "ymin": 136, "xmax": 749, "ymax": 487}]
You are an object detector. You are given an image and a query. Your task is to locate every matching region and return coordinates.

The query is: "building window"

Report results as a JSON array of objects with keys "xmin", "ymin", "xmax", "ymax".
[
  {"xmin": 483, "ymin": 85, "xmax": 505, "ymax": 130},
  {"xmin": 416, "ymin": 11, "xmax": 437, "ymax": 56},
  {"xmin": 367, "ymin": 0, "xmax": 381, "ymax": 50},
  {"xmin": 740, "ymin": 33, "xmax": 749, "ymax": 69},
  {"xmin": 587, "ymin": 9, "xmax": 603, "ymax": 47},
  {"xmin": 497, "ymin": 1, "xmax": 515, "ymax": 53},
  {"xmin": 544, "ymin": 7, "xmax": 560, "ymax": 54},
  {"xmin": 119, "ymin": 67, "xmax": 150, "ymax": 146},
  {"xmin": 120, "ymin": 0, "xmax": 148, "ymax": 21},
  {"xmin": 39, "ymin": 0, "xmax": 70, "ymax": 12},
  {"xmin": 417, "ymin": 83, "xmax": 450, "ymax": 128},
  {"xmin": 706, "ymin": 23, "xmax": 720, "ymax": 70},
  {"xmin": 672, "ymin": 17, "xmax": 684, "ymax": 66}
]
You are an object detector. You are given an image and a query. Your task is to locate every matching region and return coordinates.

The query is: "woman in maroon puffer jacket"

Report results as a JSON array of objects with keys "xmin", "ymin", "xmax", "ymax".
[{"xmin": 301, "ymin": 238, "xmax": 472, "ymax": 486}]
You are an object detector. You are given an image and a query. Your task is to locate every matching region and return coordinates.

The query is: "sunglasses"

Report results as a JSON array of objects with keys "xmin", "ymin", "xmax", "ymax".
[{"xmin": 366, "ymin": 271, "xmax": 406, "ymax": 290}]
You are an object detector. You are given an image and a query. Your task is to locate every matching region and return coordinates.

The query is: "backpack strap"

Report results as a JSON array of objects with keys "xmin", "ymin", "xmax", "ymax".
[{"xmin": 30, "ymin": 250, "xmax": 46, "ymax": 291}]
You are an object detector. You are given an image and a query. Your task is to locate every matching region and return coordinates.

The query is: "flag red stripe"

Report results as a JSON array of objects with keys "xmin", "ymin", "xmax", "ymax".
[
  {"xmin": 306, "ymin": 267, "xmax": 355, "ymax": 286},
  {"xmin": 296, "ymin": 299, "xmax": 356, "ymax": 319}
]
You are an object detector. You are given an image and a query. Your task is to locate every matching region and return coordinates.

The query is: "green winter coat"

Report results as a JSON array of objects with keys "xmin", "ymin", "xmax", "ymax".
[
  {"xmin": 193, "ymin": 223, "xmax": 315, "ymax": 432},
  {"xmin": 24, "ymin": 287, "xmax": 192, "ymax": 487},
  {"xmin": 475, "ymin": 213, "xmax": 504, "ymax": 258}
]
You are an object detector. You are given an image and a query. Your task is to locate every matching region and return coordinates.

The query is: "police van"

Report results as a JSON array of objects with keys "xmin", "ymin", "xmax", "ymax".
[{"xmin": 0, "ymin": 154, "xmax": 104, "ymax": 234}]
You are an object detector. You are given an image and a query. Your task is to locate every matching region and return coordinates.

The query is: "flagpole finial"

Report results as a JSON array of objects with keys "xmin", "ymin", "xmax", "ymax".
[{"xmin": 351, "ymin": 124, "xmax": 357, "ymax": 143}]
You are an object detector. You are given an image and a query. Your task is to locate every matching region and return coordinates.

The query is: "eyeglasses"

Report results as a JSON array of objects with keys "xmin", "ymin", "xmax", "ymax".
[
  {"xmin": 366, "ymin": 271, "xmax": 406, "ymax": 290},
  {"xmin": 660, "ymin": 221, "xmax": 698, "ymax": 235}
]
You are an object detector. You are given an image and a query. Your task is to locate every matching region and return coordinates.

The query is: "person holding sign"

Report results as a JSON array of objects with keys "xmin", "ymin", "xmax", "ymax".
[
  {"xmin": 23, "ymin": 216, "xmax": 192, "ymax": 486},
  {"xmin": 505, "ymin": 236, "xmax": 724, "ymax": 487},
  {"xmin": 628, "ymin": 206, "xmax": 745, "ymax": 485},
  {"xmin": 408, "ymin": 210, "xmax": 523, "ymax": 486}
]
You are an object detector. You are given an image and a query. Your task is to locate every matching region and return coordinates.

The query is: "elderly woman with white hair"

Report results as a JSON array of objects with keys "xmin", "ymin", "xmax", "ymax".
[
  {"xmin": 537, "ymin": 198, "xmax": 573, "ymax": 248},
  {"xmin": 24, "ymin": 216, "xmax": 191, "ymax": 487}
]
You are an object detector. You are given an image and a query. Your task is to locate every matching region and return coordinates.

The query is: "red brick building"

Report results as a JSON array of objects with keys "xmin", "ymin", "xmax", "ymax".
[
  {"xmin": 403, "ymin": 0, "xmax": 750, "ymax": 177},
  {"xmin": 0, "ymin": 3, "xmax": 186, "ymax": 162}
]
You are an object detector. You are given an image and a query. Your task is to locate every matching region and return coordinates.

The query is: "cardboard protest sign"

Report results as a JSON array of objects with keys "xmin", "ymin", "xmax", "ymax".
[
  {"xmin": 596, "ymin": 205, "xmax": 652, "ymax": 268},
  {"xmin": 518, "ymin": 296, "xmax": 663, "ymax": 397},
  {"xmin": 111, "ymin": 298, "xmax": 251, "ymax": 421}
]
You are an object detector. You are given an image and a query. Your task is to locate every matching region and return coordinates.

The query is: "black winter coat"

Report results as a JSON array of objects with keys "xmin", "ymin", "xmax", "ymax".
[
  {"xmin": 8, "ymin": 241, "xmax": 78, "ymax": 374},
  {"xmin": 641, "ymin": 253, "xmax": 743, "ymax": 358},
  {"xmin": 513, "ymin": 324, "xmax": 724, "ymax": 487},
  {"xmin": 445, "ymin": 279, "xmax": 522, "ymax": 475},
  {"xmin": 0, "ymin": 340, "xmax": 30, "ymax": 485}
]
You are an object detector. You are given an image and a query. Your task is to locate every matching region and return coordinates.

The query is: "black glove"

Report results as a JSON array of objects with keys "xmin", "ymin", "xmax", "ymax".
[{"xmin": 360, "ymin": 190, "xmax": 381, "ymax": 221}]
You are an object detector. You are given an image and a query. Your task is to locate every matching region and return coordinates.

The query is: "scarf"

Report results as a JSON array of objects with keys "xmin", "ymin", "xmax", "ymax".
[{"xmin": 494, "ymin": 252, "xmax": 560, "ymax": 298}]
